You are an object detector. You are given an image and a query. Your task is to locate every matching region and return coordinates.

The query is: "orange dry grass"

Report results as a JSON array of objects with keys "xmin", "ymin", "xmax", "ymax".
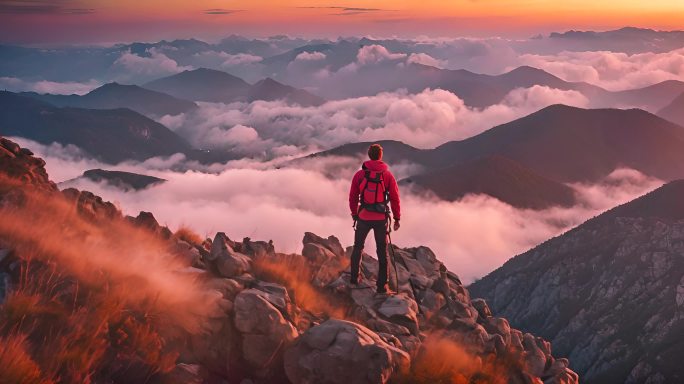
[
  {"xmin": 0, "ymin": 334, "xmax": 52, "ymax": 384},
  {"xmin": 0, "ymin": 186, "xmax": 217, "ymax": 331},
  {"xmin": 174, "ymin": 225, "xmax": 204, "ymax": 246},
  {"xmin": 0, "ymin": 181, "xmax": 220, "ymax": 383},
  {"xmin": 405, "ymin": 332, "xmax": 512, "ymax": 384},
  {"xmin": 252, "ymin": 254, "xmax": 349, "ymax": 320}
]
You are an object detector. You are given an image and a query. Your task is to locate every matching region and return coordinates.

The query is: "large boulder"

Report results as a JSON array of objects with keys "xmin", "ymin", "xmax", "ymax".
[
  {"xmin": 284, "ymin": 319, "xmax": 410, "ymax": 384},
  {"xmin": 234, "ymin": 289, "xmax": 298, "ymax": 371},
  {"xmin": 377, "ymin": 293, "xmax": 420, "ymax": 335},
  {"xmin": 302, "ymin": 233, "xmax": 348, "ymax": 287},
  {"xmin": 210, "ymin": 232, "xmax": 252, "ymax": 278}
]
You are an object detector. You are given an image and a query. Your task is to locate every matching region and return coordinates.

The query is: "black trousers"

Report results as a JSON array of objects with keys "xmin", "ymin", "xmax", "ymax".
[{"xmin": 350, "ymin": 219, "xmax": 389, "ymax": 290}]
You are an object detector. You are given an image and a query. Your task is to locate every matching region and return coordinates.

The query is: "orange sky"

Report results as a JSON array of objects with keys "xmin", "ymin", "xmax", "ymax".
[{"xmin": 2, "ymin": 0, "xmax": 684, "ymax": 44}]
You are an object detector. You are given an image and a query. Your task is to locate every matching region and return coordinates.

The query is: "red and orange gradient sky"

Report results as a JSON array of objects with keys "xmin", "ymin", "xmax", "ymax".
[{"xmin": 2, "ymin": 0, "xmax": 684, "ymax": 44}]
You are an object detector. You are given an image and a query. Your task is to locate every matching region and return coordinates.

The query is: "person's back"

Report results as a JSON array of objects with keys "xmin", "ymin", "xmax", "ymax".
[{"xmin": 348, "ymin": 144, "xmax": 401, "ymax": 294}]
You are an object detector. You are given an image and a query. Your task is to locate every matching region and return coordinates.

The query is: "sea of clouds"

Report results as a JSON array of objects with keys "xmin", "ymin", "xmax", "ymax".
[
  {"xmin": 13, "ymin": 137, "xmax": 663, "ymax": 283},
  {"xmin": 4, "ymin": 31, "xmax": 681, "ymax": 282}
]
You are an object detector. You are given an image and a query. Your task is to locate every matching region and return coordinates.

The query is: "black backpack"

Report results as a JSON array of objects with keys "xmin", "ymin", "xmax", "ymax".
[{"xmin": 359, "ymin": 169, "xmax": 390, "ymax": 214}]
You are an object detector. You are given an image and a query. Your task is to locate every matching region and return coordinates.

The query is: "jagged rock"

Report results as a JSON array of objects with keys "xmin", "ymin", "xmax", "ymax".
[
  {"xmin": 483, "ymin": 317, "xmax": 512, "ymax": 345},
  {"xmin": 62, "ymin": 188, "xmax": 119, "ymax": 220},
  {"xmin": 241, "ymin": 237, "xmax": 276, "ymax": 260},
  {"xmin": 470, "ymin": 181, "xmax": 684, "ymax": 384},
  {"xmin": 234, "ymin": 289, "xmax": 298, "ymax": 371},
  {"xmin": 302, "ymin": 233, "xmax": 348, "ymax": 287},
  {"xmin": 126, "ymin": 211, "xmax": 173, "ymax": 238},
  {"xmin": 284, "ymin": 319, "xmax": 410, "ymax": 384},
  {"xmin": 377, "ymin": 293, "xmax": 420, "ymax": 335},
  {"xmin": 173, "ymin": 239, "xmax": 202, "ymax": 267},
  {"xmin": 302, "ymin": 232, "xmax": 344, "ymax": 258},
  {"xmin": 0, "ymin": 137, "xmax": 56, "ymax": 192},
  {"xmin": 253, "ymin": 280, "xmax": 296, "ymax": 321},
  {"xmin": 472, "ymin": 298, "xmax": 492, "ymax": 319},
  {"xmin": 210, "ymin": 232, "xmax": 252, "ymax": 278}
]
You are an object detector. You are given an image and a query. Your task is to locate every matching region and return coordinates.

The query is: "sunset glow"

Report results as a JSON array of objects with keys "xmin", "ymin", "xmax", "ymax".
[{"xmin": 2, "ymin": 0, "xmax": 684, "ymax": 43}]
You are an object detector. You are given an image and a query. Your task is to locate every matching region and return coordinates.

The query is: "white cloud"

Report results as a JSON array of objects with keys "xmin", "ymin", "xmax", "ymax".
[
  {"xmin": 294, "ymin": 51, "xmax": 327, "ymax": 61},
  {"xmin": 192, "ymin": 51, "xmax": 263, "ymax": 67},
  {"xmin": 111, "ymin": 48, "xmax": 192, "ymax": 82},
  {"xmin": 161, "ymin": 86, "xmax": 589, "ymax": 155},
  {"xmin": 356, "ymin": 44, "xmax": 407, "ymax": 66},
  {"xmin": 407, "ymin": 53, "xmax": 446, "ymax": 68},
  {"xmin": 517, "ymin": 48, "xmax": 684, "ymax": 91},
  {"xmin": 0, "ymin": 77, "xmax": 101, "ymax": 95},
  {"xmin": 33, "ymin": 141, "xmax": 660, "ymax": 284}
]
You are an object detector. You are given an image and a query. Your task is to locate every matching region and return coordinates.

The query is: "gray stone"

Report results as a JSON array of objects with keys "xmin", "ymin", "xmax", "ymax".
[
  {"xmin": 211, "ymin": 232, "xmax": 252, "ymax": 278},
  {"xmin": 284, "ymin": 319, "xmax": 410, "ymax": 384},
  {"xmin": 234, "ymin": 289, "xmax": 298, "ymax": 369}
]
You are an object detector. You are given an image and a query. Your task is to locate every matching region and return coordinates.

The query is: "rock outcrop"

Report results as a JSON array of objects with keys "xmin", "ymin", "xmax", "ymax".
[
  {"xmin": 0, "ymin": 136, "xmax": 579, "ymax": 384},
  {"xmin": 470, "ymin": 180, "xmax": 684, "ymax": 384},
  {"xmin": 284, "ymin": 319, "xmax": 410, "ymax": 384}
]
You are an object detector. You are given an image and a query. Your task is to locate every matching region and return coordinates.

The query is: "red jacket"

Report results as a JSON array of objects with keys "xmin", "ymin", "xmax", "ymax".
[{"xmin": 349, "ymin": 160, "xmax": 401, "ymax": 221}]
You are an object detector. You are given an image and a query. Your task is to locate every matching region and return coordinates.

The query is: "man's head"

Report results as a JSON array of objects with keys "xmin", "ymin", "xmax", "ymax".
[{"xmin": 368, "ymin": 144, "xmax": 383, "ymax": 161}]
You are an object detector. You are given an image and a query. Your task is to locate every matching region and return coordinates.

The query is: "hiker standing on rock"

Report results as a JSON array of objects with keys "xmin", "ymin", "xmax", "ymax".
[{"xmin": 349, "ymin": 143, "xmax": 401, "ymax": 294}]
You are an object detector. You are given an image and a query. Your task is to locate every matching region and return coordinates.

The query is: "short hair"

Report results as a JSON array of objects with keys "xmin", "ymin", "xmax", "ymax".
[{"xmin": 368, "ymin": 144, "xmax": 383, "ymax": 160}]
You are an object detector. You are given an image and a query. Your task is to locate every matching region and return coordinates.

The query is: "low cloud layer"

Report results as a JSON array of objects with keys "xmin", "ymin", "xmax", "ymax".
[
  {"xmin": 0, "ymin": 76, "xmax": 101, "ymax": 95},
  {"xmin": 159, "ymin": 85, "xmax": 588, "ymax": 155},
  {"xmin": 18, "ymin": 138, "xmax": 662, "ymax": 284},
  {"xmin": 517, "ymin": 48, "xmax": 684, "ymax": 91},
  {"xmin": 110, "ymin": 48, "xmax": 192, "ymax": 83}
]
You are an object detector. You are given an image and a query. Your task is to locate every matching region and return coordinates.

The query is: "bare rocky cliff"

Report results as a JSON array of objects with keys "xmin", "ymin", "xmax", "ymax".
[{"xmin": 470, "ymin": 181, "xmax": 684, "ymax": 384}]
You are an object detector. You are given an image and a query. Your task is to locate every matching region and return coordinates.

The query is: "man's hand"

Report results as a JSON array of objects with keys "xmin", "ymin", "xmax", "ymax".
[
  {"xmin": 352, "ymin": 215, "xmax": 359, "ymax": 228},
  {"xmin": 393, "ymin": 220, "xmax": 400, "ymax": 231}
]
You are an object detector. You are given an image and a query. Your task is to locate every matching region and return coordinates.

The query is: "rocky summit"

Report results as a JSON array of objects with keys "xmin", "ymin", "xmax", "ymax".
[
  {"xmin": 470, "ymin": 181, "xmax": 684, "ymax": 384},
  {"xmin": 0, "ymin": 136, "xmax": 580, "ymax": 383}
]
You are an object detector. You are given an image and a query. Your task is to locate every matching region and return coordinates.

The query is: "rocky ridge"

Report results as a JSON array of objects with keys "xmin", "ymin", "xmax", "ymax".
[
  {"xmin": 470, "ymin": 181, "xmax": 684, "ymax": 384},
  {"xmin": 0, "ymin": 137, "xmax": 579, "ymax": 384}
]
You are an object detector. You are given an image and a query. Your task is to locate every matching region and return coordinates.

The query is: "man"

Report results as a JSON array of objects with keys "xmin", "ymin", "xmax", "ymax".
[{"xmin": 348, "ymin": 143, "xmax": 401, "ymax": 294}]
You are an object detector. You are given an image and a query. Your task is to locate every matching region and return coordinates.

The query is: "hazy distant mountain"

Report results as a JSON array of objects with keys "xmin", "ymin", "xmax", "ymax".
[
  {"xmin": 313, "ymin": 105, "xmax": 684, "ymax": 184},
  {"xmin": 144, "ymin": 68, "xmax": 252, "ymax": 103},
  {"xmin": 469, "ymin": 180, "xmax": 684, "ymax": 383},
  {"xmin": 248, "ymin": 78, "xmax": 325, "ymax": 106},
  {"xmin": 656, "ymin": 91, "xmax": 684, "ymax": 127},
  {"xmin": 64, "ymin": 168, "xmax": 166, "ymax": 191},
  {"xmin": 0, "ymin": 91, "xmax": 192, "ymax": 163},
  {"xmin": 607, "ymin": 80, "xmax": 684, "ymax": 112},
  {"xmin": 303, "ymin": 140, "xmax": 426, "ymax": 166},
  {"xmin": 20, "ymin": 83, "xmax": 198, "ymax": 117},
  {"xmin": 144, "ymin": 68, "xmax": 324, "ymax": 106},
  {"xmin": 401, "ymin": 155, "xmax": 577, "ymax": 209},
  {"xmin": 546, "ymin": 27, "xmax": 684, "ymax": 53}
]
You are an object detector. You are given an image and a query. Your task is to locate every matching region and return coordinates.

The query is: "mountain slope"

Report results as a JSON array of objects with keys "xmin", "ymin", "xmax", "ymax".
[
  {"xmin": 607, "ymin": 79, "xmax": 684, "ymax": 112},
  {"xmin": 144, "ymin": 68, "xmax": 325, "ymax": 106},
  {"xmin": 0, "ymin": 91, "xmax": 192, "ymax": 163},
  {"xmin": 469, "ymin": 180, "xmax": 684, "ymax": 384},
  {"xmin": 304, "ymin": 140, "xmax": 425, "ymax": 165},
  {"xmin": 310, "ymin": 105, "xmax": 684, "ymax": 184},
  {"xmin": 20, "ymin": 83, "xmax": 198, "ymax": 117},
  {"xmin": 428, "ymin": 105, "xmax": 684, "ymax": 182},
  {"xmin": 248, "ymin": 78, "xmax": 325, "ymax": 106},
  {"xmin": 401, "ymin": 155, "xmax": 577, "ymax": 209},
  {"xmin": 657, "ymin": 91, "xmax": 684, "ymax": 127},
  {"xmin": 63, "ymin": 169, "xmax": 166, "ymax": 191},
  {"xmin": 144, "ymin": 68, "xmax": 252, "ymax": 102}
]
